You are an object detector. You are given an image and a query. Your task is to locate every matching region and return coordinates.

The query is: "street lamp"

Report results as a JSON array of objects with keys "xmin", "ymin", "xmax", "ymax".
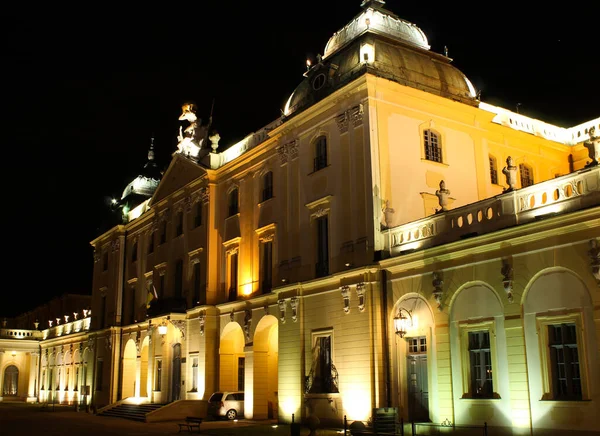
[{"xmin": 393, "ymin": 309, "xmax": 413, "ymax": 339}]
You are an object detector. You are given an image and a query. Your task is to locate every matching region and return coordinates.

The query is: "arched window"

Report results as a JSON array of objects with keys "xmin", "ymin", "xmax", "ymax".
[
  {"xmin": 314, "ymin": 136, "xmax": 328, "ymax": 171},
  {"xmin": 424, "ymin": 130, "xmax": 442, "ymax": 163},
  {"xmin": 489, "ymin": 155, "xmax": 498, "ymax": 184},
  {"xmin": 228, "ymin": 188, "xmax": 239, "ymax": 217},
  {"xmin": 519, "ymin": 164, "xmax": 534, "ymax": 187},
  {"xmin": 261, "ymin": 171, "xmax": 273, "ymax": 202},
  {"xmin": 3, "ymin": 365, "xmax": 19, "ymax": 396}
]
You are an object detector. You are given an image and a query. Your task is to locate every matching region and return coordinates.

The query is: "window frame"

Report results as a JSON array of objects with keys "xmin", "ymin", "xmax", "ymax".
[
  {"xmin": 190, "ymin": 354, "xmax": 199, "ymax": 393},
  {"xmin": 194, "ymin": 202, "xmax": 202, "ymax": 228},
  {"xmin": 315, "ymin": 215, "xmax": 329, "ymax": 278},
  {"xmin": 537, "ymin": 312, "xmax": 588, "ymax": 401},
  {"xmin": 423, "ymin": 129, "xmax": 443, "ymax": 164},
  {"xmin": 261, "ymin": 171, "xmax": 274, "ymax": 203},
  {"xmin": 313, "ymin": 136, "xmax": 328, "ymax": 172},
  {"xmin": 307, "ymin": 328, "xmax": 338, "ymax": 394},
  {"xmin": 228, "ymin": 188, "xmax": 239, "ymax": 217},
  {"xmin": 489, "ymin": 155, "xmax": 499, "ymax": 185},
  {"xmin": 176, "ymin": 211, "xmax": 184, "ymax": 237},
  {"xmin": 519, "ymin": 163, "xmax": 534, "ymax": 188},
  {"xmin": 459, "ymin": 320, "xmax": 500, "ymax": 400}
]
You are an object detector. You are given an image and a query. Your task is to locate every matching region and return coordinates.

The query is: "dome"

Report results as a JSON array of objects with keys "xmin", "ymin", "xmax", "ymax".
[
  {"xmin": 120, "ymin": 140, "xmax": 161, "ymax": 201},
  {"xmin": 323, "ymin": 0, "xmax": 429, "ymax": 59},
  {"xmin": 283, "ymin": 1, "xmax": 477, "ymax": 117}
]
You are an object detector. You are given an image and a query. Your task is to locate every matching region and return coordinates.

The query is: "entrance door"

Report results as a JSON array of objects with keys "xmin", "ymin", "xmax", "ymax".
[
  {"xmin": 407, "ymin": 336, "xmax": 429, "ymax": 422},
  {"xmin": 3, "ymin": 365, "xmax": 19, "ymax": 396},
  {"xmin": 171, "ymin": 343, "xmax": 181, "ymax": 402}
]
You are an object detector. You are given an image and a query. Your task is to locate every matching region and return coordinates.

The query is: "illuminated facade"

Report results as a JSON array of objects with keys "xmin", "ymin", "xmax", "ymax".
[{"xmin": 2, "ymin": 1, "xmax": 598, "ymax": 434}]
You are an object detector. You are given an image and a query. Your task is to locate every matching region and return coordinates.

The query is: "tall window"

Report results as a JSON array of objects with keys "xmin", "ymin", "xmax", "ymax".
[
  {"xmin": 315, "ymin": 216, "xmax": 329, "ymax": 278},
  {"xmin": 238, "ymin": 357, "xmax": 245, "ymax": 391},
  {"xmin": 307, "ymin": 333, "xmax": 338, "ymax": 394},
  {"xmin": 261, "ymin": 171, "xmax": 273, "ymax": 202},
  {"xmin": 228, "ymin": 252, "xmax": 238, "ymax": 301},
  {"xmin": 74, "ymin": 366, "xmax": 79, "ymax": 392},
  {"xmin": 100, "ymin": 295, "xmax": 107, "ymax": 329},
  {"xmin": 174, "ymin": 260, "xmax": 183, "ymax": 299},
  {"xmin": 191, "ymin": 356, "xmax": 199, "ymax": 392},
  {"xmin": 155, "ymin": 359, "xmax": 162, "ymax": 391},
  {"xmin": 160, "ymin": 221, "xmax": 167, "ymax": 244},
  {"xmin": 424, "ymin": 130, "xmax": 442, "ymax": 163},
  {"xmin": 489, "ymin": 155, "xmax": 498, "ymax": 184},
  {"xmin": 193, "ymin": 262, "xmax": 202, "ymax": 305},
  {"xmin": 103, "ymin": 252, "xmax": 108, "ymax": 271},
  {"xmin": 228, "ymin": 188, "xmax": 239, "ymax": 217},
  {"xmin": 95, "ymin": 359, "xmax": 103, "ymax": 392},
  {"xmin": 130, "ymin": 287, "xmax": 136, "ymax": 324},
  {"xmin": 519, "ymin": 164, "xmax": 534, "ymax": 187},
  {"xmin": 65, "ymin": 368, "xmax": 69, "ymax": 391},
  {"xmin": 260, "ymin": 241, "xmax": 273, "ymax": 293},
  {"xmin": 159, "ymin": 274, "xmax": 165, "ymax": 298},
  {"xmin": 131, "ymin": 241, "xmax": 138, "ymax": 262},
  {"xmin": 148, "ymin": 232, "xmax": 155, "ymax": 254},
  {"xmin": 41, "ymin": 370, "xmax": 46, "ymax": 390},
  {"xmin": 468, "ymin": 331, "xmax": 493, "ymax": 398},
  {"xmin": 548, "ymin": 323, "xmax": 581, "ymax": 400},
  {"xmin": 194, "ymin": 202, "xmax": 202, "ymax": 228},
  {"xmin": 314, "ymin": 136, "xmax": 328, "ymax": 171},
  {"xmin": 176, "ymin": 211, "xmax": 183, "ymax": 236}
]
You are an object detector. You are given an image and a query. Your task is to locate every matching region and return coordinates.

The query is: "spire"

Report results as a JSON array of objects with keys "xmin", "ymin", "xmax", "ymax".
[
  {"xmin": 148, "ymin": 136, "xmax": 155, "ymax": 162},
  {"xmin": 360, "ymin": 0, "xmax": 385, "ymax": 9}
]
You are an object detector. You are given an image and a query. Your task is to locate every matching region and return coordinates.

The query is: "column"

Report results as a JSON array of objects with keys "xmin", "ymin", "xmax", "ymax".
[{"xmin": 28, "ymin": 352, "xmax": 39, "ymax": 402}]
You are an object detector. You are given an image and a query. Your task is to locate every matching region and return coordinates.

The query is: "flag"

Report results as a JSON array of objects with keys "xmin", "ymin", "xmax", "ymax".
[{"xmin": 146, "ymin": 285, "xmax": 159, "ymax": 309}]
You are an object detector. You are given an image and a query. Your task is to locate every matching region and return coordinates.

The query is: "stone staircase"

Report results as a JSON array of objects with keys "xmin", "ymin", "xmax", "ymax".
[{"xmin": 98, "ymin": 403, "xmax": 165, "ymax": 422}]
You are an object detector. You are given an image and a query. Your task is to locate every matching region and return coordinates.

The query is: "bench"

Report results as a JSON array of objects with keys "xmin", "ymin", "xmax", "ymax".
[{"xmin": 177, "ymin": 416, "xmax": 203, "ymax": 433}]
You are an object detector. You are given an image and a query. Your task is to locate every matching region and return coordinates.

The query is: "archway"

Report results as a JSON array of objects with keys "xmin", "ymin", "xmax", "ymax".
[
  {"xmin": 139, "ymin": 336, "xmax": 149, "ymax": 398},
  {"xmin": 121, "ymin": 339, "xmax": 137, "ymax": 399},
  {"xmin": 3, "ymin": 365, "xmax": 18, "ymax": 397},
  {"xmin": 219, "ymin": 322, "xmax": 245, "ymax": 393},
  {"xmin": 253, "ymin": 315, "xmax": 279, "ymax": 419}
]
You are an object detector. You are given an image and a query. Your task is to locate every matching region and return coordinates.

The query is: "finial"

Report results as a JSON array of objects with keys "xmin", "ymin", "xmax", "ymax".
[
  {"xmin": 444, "ymin": 46, "xmax": 449, "ymax": 57},
  {"xmin": 148, "ymin": 136, "xmax": 155, "ymax": 161}
]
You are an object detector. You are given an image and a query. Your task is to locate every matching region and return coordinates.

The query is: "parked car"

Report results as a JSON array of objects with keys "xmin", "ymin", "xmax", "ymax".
[{"xmin": 208, "ymin": 391, "xmax": 245, "ymax": 420}]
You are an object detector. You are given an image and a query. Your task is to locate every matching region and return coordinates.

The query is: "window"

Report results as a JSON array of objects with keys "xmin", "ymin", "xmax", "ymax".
[
  {"xmin": 159, "ymin": 274, "xmax": 165, "ymax": 299},
  {"xmin": 160, "ymin": 221, "xmax": 167, "ymax": 244},
  {"xmin": 314, "ymin": 136, "xmax": 328, "ymax": 172},
  {"xmin": 519, "ymin": 164, "xmax": 534, "ymax": 187},
  {"xmin": 548, "ymin": 323, "xmax": 581, "ymax": 400},
  {"xmin": 148, "ymin": 232, "xmax": 155, "ymax": 254},
  {"xmin": 74, "ymin": 366, "xmax": 79, "ymax": 392},
  {"xmin": 261, "ymin": 171, "xmax": 273, "ymax": 202},
  {"xmin": 191, "ymin": 356, "xmax": 199, "ymax": 392},
  {"xmin": 174, "ymin": 259, "xmax": 183, "ymax": 299},
  {"xmin": 260, "ymin": 241, "xmax": 273, "ymax": 293},
  {"xmin": 307, "ymin": 332, "xmax": 338, "ymax": 394},
  {"xmin": 194, "ymin": 202, "xmax": 202, "ymax": 228},
  {"xmin": 100, "ymin": 295, "xmax": 107, "ymax": 329},
  {"xmin": 176, "ymin": 211, "xmax": 183, "ymax": 236},
  {"xmin": 228, "ymin": 252, "xmax": 238, "ymax": 301},
  {"xmin": 65, "ymin": 368, "xmax": 69, "ymax": 391},
  {"xmin": 238, "ymin": 357, "xmax": 245, "ymax": 391},
  {"xmin": 228, "ymin": 188, "xmax": 239, "ymax": 217},
  {"xmin": 130, "ymin": 287, "xmax": 136, "ymax": 324},
  {"xmin": 408, "ymin": 337, "xmax": 427, "ymax": 354},
  {"xmin": 468, "ymin": 331, "xmax": 494, "ymax": 398},
  {"xmin": 41, "ymin": 370, "xmax": 46, "ymax": 390},
  {"xmin": 424, "ymin": 130, "xmax": 442, "ymax": 163},
  {"xmin": 155, "ymin": 359, "xmax": 162, "ymax": 391},
  {"xmin": 315, "ymin": 216, "xmax": 329, "ymax": 278},
  {"xmin": 489, "ymin": 156, "xmax": 498, "ymax": 184},
  {"xmin": 131, "ymin": 241, "xmax": 138, "ymax": 262},
  {"xmin": 193, "ymin": 262, "xmax": 202, "ymax": 305},
  {"xmin": 57, "ymin": 368, "xmax": 61, "ymax": 390},
  {"xmin": 103, "ymin": 252, "xmax": 108, "ymax": 271},
  {"xmin": 95, "ymin": 359, "xmax": 103, "ymax": 391}
]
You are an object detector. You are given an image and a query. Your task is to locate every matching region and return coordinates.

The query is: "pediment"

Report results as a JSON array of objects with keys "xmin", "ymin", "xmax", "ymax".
[{"xmin": 150, "ymin": 154, "xmax": 207, "ymax": 206}]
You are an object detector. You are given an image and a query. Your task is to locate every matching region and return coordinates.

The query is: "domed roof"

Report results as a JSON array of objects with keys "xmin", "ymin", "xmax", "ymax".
[
  {"xmin": 323, "ymin": 0, "xmax": 429, "ymax": 59},
  {"xmin": 282, "ymin": 1, "xmax": 477, "ymax": 118},
  {"xmin": 120, "ymin": 140, "xmax": 161, "ymax": 200}
]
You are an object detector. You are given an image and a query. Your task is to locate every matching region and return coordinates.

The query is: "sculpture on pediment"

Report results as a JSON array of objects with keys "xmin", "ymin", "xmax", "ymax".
[
  {"xmin": 584, "ymin": 126, "xmax": 599, "ymax": 167},
  {"xmin": 176, "ymin": 102, "xmax": 207, "ymax": 159},
  {"xmin": 502, "ymin": 156, "xmax": 518, "ymax": 192}
]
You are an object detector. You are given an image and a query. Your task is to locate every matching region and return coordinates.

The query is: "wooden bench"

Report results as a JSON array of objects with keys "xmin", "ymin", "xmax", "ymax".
[{"xmin": 177, "ymin": 416, "xmax": 203, "ymax": 433}]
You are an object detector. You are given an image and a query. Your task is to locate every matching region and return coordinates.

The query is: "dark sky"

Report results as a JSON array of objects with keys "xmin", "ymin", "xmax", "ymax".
[{"xmin": 3, "ymin": 1, "xmax": 598, "ymax": 318}]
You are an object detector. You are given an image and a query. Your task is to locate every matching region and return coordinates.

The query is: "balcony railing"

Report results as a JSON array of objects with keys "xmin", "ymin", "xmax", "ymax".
[
  {"xmin": 0, "ymin": 328, "xmax": 43, "ymax": 340},
  {"xmin": 381, "ymin": 167, "xmax": 600, "ymax": 257}
]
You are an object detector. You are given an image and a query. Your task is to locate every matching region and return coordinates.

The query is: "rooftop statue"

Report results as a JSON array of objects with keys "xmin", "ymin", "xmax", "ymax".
[
  {"xmin": 584, "ymin": 126, "xmax": 599, "ymax": 167},
  {"xmin": 176, "ymin": 102, "xmax": 207, "ymax": 159},
  {"xmin": 502, "ymin": 156, "xmax": 518, "ymax": 192}
]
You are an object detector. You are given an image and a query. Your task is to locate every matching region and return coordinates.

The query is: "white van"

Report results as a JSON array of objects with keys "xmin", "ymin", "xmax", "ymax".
[{"xmin": 207, "ymin": 391, "xmax": 245, "ymax": 420}]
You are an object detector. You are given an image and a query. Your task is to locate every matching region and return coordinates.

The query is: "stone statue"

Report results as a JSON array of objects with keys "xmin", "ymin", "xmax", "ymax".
[
  {"xmin": 435, "ymin": 180, "xmax": 451, "ymax": 212},
  {"xmin": 502, "ymin": 156, "xmax": 518, "ymax": 192},
  {"xmin": 584, "ymin": 126, "xmax": 599, "ymax": 167},
  {"xmin": 381, "ymin": 200, "xmax": 395, "ymax": 229},
  {"xmin": 209, "ymin": 132, "xmax": 220, "ymax": 153},
  {"xmin": 176, "ymin": 102, "xmax": 207, "ymax": 158}
]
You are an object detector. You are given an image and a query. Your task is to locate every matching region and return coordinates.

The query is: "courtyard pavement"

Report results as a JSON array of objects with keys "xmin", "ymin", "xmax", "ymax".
[{"xmin": 0, "ymin": 402, "xmax": 346, "ymax": 436}]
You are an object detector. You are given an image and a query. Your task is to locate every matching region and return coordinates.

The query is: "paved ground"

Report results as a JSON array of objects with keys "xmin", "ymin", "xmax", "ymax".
[{"xmin": 0, "ymin": 402, "xmax": 346, "ymax": 436}]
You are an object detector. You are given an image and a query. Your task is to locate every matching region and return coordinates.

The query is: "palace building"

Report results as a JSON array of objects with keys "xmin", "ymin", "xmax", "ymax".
[{"xmin": 2, "ymin": 1, "xmax": 599, "ymax": 434}]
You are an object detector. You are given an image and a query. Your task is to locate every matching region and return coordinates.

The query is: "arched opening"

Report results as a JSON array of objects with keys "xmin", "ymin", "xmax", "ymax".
[
  {"xmin": 392, "ymin": 294, "xmax": 435, "ymax": 423},
  {"xmin": 253, "ymin": 315, "xmax": 279, "ymax": 419},
  {"xmin": 3, "ymin": 365, "xmax": 19, "ymax": 397},
  {"xmin": 219, "ymin": 322, "xmax": 245, "ymax": 394},
  {"xmin": 121, "ymin": 339, "xmax": 137, "ymax": 399},
  {"xmin": 139, "ymin": 336, "xmax": 149, "ymax": 398}
]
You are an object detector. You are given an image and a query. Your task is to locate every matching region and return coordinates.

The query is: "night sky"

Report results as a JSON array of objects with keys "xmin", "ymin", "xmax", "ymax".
[{"xmin": 4, "ymin": 1, "xmax": 598, "ymax": 318}]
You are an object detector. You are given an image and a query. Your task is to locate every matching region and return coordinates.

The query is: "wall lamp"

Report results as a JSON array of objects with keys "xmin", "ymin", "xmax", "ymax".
[
  {"xmin": 393, "ymin": 308, "xmax": 413, "ymax": 339},
  {"xmin": 157, "ymin": 318, "xmax": 168, "ymax": 336}
]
